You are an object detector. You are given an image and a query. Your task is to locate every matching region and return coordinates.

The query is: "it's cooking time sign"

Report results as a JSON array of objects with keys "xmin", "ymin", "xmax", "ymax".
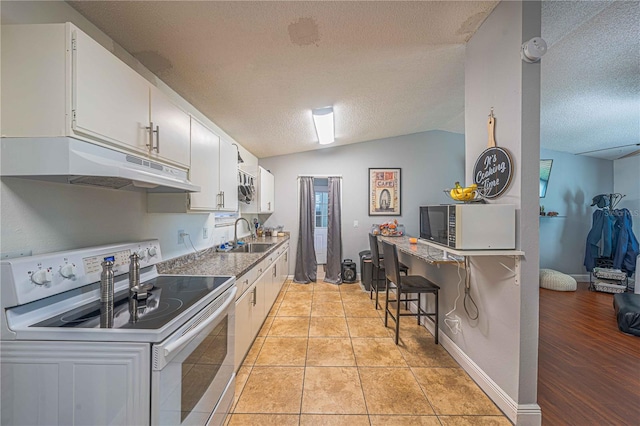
[{"xmin": 472, "ymin": 110, "xmax": 513, "ymax": 199}]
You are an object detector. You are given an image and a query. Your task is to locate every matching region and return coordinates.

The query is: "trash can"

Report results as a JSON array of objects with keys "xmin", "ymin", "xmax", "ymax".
[{"xmin": 359, "ymin": 250, "xmax": 372, "ymax": 290}]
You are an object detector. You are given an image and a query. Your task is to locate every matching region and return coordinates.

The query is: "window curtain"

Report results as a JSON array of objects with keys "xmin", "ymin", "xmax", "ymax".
[
  {"xmin": 294, "ymin": 177, "xmax": 317, "ymax": 283},
  {"xmin": 324, "ymin": 177, "xmax": 342, "ymax": 284}
]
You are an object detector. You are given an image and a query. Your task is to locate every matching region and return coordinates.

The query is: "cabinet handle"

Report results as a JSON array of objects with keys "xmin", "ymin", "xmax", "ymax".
[
  {"xmin": 268, "ymin": 202, "xmax": 271, "ymax": 211},
  {"xmin": 146, "ymin": 122, "xmax": 160, "ymax": 152},
  {"xmin": 273, "ymin": 266, "xmax": 277, "ymax": 277},
  {"xmin": 155, "ymin": 124, "xmax": 160, "ymax": 153},
  {"xmin": 251, "ymin": 287, "xmax": 257, "ymax": 306},
  {"xmin": 222, "ymin": 191, "xmax": 225, "ymax": 208},
  {"xmin": 285, "ymin": 253, "xmax": 288, "ymax": 262},
  {"xmin": 258, "ymin": 268, "xmax": 263, "ymax": 274}
]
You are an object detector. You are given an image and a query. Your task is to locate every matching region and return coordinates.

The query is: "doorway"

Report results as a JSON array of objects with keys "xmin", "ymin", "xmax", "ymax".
[{"xmin": 313, "ymin": 178, "xmax": 329, "ymax": 265}]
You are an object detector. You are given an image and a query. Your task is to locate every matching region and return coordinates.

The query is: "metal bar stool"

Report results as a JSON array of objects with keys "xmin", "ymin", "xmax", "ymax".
[
  {"xmin": 369, "ymin": 233, "xmax": 408, "ymax": 310},
  {"xmin": 381, "ymin": 240, "xmax": 440, "ymax": 345}
]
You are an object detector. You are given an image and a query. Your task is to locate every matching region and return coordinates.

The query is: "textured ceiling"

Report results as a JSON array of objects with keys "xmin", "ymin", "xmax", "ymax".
[
  {"xmin": 67, "ymin": 1, "xmax": 638, "ymax": 161},
  {"xmin": 541, "ymin": 1, "xmax": 640, "ymax": 160},
  {"xmin": 68, "ymin": 0, "xmax": 498, "ymax": 158}
]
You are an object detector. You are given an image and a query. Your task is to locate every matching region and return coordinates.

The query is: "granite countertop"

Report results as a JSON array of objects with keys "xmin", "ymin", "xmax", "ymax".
[
  {"xmin": 379, "ymin": 235, "xmax": 462, "ymax": 265},
  {"xmin": 156, "ymin": 235, "xmax": 290, "ymax": 278}
]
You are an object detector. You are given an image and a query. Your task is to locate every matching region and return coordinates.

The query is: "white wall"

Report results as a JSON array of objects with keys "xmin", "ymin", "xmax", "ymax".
[
  {"xmin": 464, "ymin": 1, "xmax": 541, "ymax": 424},
  {"xmin": 0, "ymin": 1, "xmax": 256, "ymax": 259},
  {"xmin": 539, "ymin": 149, "xmax": 614, "ymax": 275},
  {"xmin": 258, "ymin": 130, "xmax": 465, "ymax": 271},
  {"xmin": 614, "ymin": 155, "xmax": 640, "ymax": 239}
]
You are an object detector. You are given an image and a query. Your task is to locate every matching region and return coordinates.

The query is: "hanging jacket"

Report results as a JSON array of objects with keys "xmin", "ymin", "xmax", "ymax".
[
  {"xmin": 612, "ymin": 209, "xmax": 639, "ymax": 276},
  {"xmin": 584, "ymin": 209, "xmax": 616, "ymax": 271}
]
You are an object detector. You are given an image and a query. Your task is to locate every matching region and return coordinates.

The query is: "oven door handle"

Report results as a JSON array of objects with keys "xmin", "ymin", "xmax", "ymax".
[{"xmin": 162, "ymin": 287, "xmax": 237, "ymax": 358}]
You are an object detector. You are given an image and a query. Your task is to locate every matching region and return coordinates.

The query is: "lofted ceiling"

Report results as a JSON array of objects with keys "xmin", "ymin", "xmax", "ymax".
[{"xmin": 66, "ymin": 1, "xmax": 638, "ymax": 160}]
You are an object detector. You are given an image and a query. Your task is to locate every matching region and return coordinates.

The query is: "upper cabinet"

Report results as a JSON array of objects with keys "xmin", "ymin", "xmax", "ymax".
[
  {"xmin": 241, "ymin": 166, "xmax": 275, "ymax": 214},
  {"xmin": 148, "ymin": 118, "xmax": 238, "ymax": 213},
  {"xmin": 2, "ymin": 23, "xmax": 189, "ymax": 169}
]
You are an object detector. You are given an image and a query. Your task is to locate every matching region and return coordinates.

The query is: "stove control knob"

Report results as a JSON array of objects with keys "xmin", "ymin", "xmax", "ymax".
[
  {"xmin": 136, "ymin": 249, "xmax": 147, "ymax": 260},
  {"xmin": 59, "ymin": 264, "xmax": 77, "ymax": 279},
  {"xmin": 31, "ymin": 269, "xmax": 53, "ymax": 285},
  {"xmin": 148, "ymin": 247, "xmax": 157, "ymax": 257}
]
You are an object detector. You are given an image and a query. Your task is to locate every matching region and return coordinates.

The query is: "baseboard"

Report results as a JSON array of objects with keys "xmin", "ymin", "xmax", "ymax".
[
  {"xmin": 407, "ymin": 301, "xmax": 541, "ymax": 426},
  {"xmin": 570, "ymin": 274, "xmax": 590, "ymax": 282}
]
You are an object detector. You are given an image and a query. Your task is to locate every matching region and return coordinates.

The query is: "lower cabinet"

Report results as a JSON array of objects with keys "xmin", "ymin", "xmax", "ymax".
[{"xmin": 234, "ymin": 242, "xmax": 289, "ymax": 371}]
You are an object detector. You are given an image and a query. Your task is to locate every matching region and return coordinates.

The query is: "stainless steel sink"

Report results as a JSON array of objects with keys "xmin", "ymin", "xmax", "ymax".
[{"xmin": 229, "ymin": 243, "xmax": 274, "ymax": 253}]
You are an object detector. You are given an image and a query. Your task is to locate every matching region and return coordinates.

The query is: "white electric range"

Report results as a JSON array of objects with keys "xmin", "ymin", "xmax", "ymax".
[{"xmin": 0, "ymin": 240, "xmax": 236, "ymax": 426}]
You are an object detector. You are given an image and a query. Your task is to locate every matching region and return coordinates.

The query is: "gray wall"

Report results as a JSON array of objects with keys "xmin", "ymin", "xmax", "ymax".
[
  {"xmin": 258, "ymin": 130, "xmax": 465, "ymax": 272},
  {"xmin": 539, "ymin": 149, "xmax": 614, "ymax": 275},
  {"xmin": 464, "ymin": 1, "xmax": 541, "ymax": 422},
  {"xmin": 614, "ymin": 155, "xmax": 640, "ymax": 240}
]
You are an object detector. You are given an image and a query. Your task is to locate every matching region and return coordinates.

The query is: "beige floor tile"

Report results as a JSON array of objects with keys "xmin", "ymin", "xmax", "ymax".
[
  {"xmin": 359, "ymin": 367, "xmax": 434, "ymax": 415},
  {"xmin": 243, "ymin": 337, "xmax": 265, "ymax": 365},
  {"xmin": 314, "ymin": 282, "xmax": 341, "ymax": 292},
  {"xmin": 412, "ymin": 368, "xmax": 502, "ymax": 415},
  {"xmin": 311, "ymin": 301, "xmax": 345, "ymax": 317},
  {"xmin": 347, "ymin": 317, "xmax": 390, "ymax": 337},
  {"xmin": 343, "ymin": 300, "xmax": 381, "ymax": 318},
  {"xmin": 227, "ymin": 414, "xmax": 300, "ymax": 425},
  {"xmin": 288, "ymin": 282, "xmax": 314, "ymax": 292},
  {"xmin": 301, "ymin": 367, "xmax": 367, "ymax": 414},
  {"xmin": 339, "ymin": 283, "xmax": 365, "ymax": 293},
  {"xmin": 267, "ymin": 300, "xmax": 281, "ymax": 317},
  {"xmin": 369, "ymin": 415, "xmax": 441, "ymax": 425},
  {"xmin": 306, "ymin": 338, "xmax": 356, "ymax": 366},
  {"xmin": 277, "ymin": 299, "xmax": 312, "ymax": 316},
  {"xmin": 268, "ymin": 317, "xmax": 310, "ymax": 337},
  {"xmin": 309, "ymin": 317, "xmax": 350, "ymax": 337},
  {"xmin": 300, "ymin": 414, "xmax": 371, "ymax": 425},
  {"xmin": 257, "ymin": 316, "xmax": 275, "ymax": 337},
  {"xmin": 438, "ymin": 416, "xmax": 512, "ymax": 426},
  {"xmin": 351, "ymin": 338, "xmax": 407, "ymax": 367},
  {"xmin": 341, "ymin": 291, "xmax": 373, "ymax": 303},
  {"xmin": 231, "ymin": 365, "xmax": 252, "ymax": 410},
  {"xmin": 234, "ymin": 367, "xmax": 304, "ymax": 413},
  {"xmin": 397, "ymin": 335, "xmax": 458, "ymax": 367},
  {"xmin": 313, "ymin": 291, "xmax": 342, "ymax": 302},
  {"xmin": 282, "ymin": 291, "xmax": 313, "ymax": 303},
  {"xmin": 255, "ymin": 337, "xmax": 308, "ymax": 366}
]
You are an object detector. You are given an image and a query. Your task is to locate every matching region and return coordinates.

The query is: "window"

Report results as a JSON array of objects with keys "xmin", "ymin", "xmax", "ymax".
[{"xmin": 315, "ymin": 191, "xmax": 328, "ymax": 228}]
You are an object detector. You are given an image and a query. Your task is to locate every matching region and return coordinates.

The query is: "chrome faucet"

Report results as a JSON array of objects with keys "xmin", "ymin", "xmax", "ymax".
[{"xmin": 234, "ymin": 217, "xmax": 255, "ymax": 246}]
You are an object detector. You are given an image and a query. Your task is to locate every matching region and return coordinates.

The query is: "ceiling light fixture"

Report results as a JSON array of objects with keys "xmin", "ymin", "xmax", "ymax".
[{"xmin": 312, "ymin": 107, "xmax": 335, "ymax": 145}]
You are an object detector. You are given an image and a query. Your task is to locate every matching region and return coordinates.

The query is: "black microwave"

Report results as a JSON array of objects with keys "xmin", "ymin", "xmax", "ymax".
[{"xmin": 419, "ymin": 204, "xmax": 516, "ymax": 250}]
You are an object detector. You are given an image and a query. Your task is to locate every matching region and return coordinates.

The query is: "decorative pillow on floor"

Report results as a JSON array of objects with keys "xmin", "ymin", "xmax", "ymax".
[{"xmin": 539, "ymin": 269, "xmax": 577, "ymax": 291}]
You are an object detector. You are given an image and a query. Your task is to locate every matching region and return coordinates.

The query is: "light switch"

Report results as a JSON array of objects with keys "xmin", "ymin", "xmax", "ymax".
[{"xmin": 353, "ymin": 220, "xmax": 359, "ymax": 228}]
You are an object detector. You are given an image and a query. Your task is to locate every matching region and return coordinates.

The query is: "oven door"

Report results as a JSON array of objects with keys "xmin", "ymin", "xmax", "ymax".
[{"xmin": 151, "ymin": 286, "xmax": 236, "ymax": 426}]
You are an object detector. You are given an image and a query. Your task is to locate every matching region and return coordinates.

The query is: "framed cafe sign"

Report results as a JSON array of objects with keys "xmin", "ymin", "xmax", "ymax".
[
  {"xmin": 369, "ymin": 168, "xmax": 401, "ymax": 216},
  {"xmin": 473, "ymin": 110, "xmax": 513, "ymax": 199}
]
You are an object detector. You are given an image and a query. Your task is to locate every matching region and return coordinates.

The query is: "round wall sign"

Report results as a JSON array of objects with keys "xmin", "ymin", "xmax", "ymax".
[{"xmin": 473, "ymin": 147, "xmax": 513, "ymax": 198}]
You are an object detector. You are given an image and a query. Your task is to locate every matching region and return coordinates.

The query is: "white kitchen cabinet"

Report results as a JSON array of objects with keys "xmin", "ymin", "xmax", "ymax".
[
  {"xmin": 149, "ymin": 86, "xmax": 191, "ymax": 167},
  {"xmin": 0, "ymin": 340, "xmax": 150, "ymax": 426},
  {"xmin": 240, "ymin": 166, "xmax": 275, "ymax": 214},
  {"xmin": 2, "ymin": 23, "xmax": 189, "ymax": 169},
  {"xmin": 234, "ymin": 286, "xmax": 254, "ymax": 370},
  {"xmin": 147, "ymin": 119, "xmax": 238, "ymax": 213}
]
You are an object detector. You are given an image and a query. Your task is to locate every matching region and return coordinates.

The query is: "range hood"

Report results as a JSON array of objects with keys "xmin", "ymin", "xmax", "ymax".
[{"xmin": 1, "ymin": 138, "xmax": 200, "ymax": 193}]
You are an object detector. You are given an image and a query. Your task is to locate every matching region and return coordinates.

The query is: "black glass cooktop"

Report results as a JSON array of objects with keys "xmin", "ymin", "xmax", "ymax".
[{"xmin": 33, "ymin": 276, "xmax": 232, "ymax": 330}]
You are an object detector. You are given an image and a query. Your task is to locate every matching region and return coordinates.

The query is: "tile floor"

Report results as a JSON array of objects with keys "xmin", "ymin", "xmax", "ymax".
[{"xmin": 226, "ymin": 279, "xmax": 511, "ymax": 426}]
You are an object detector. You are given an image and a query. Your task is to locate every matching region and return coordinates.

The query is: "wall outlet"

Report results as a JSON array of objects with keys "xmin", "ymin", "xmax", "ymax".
[
  {"xmin": 1, "ymin": 250, "xmax": 32, "ymax": 260},
  {"xmin": 178, "ymin": 229, "xmax": 185, "ymax": 244},
  {"xmin": 202, "ymin": 227, "xmax": 209, "ymax": 240}
]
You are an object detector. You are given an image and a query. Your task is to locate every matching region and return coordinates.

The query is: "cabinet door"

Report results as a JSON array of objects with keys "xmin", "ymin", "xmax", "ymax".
[
  {"xmin": 72, "ymin": 28, "xmax": 149, "ymax": 154},
  {"xmin": 149, "ymin": 86, "xmax": 191, "ymax": 168},
  {"xmin": 218, "ymin": 139, "xmax": 239, "ymax": 211},
  {"xmin": 251, "ymin": 270, "xmax": 267, "ymax": 337},
  {"xmin": 189, "ymin": 119, "xmax": 220, "ymax": 210},
  {"xmin": 259, "ymin": 167, "xmax": 275, "ymax": 213},
  {"xmin": 234, "ymin": 287, "xmax": 254, "ymax": 370}
]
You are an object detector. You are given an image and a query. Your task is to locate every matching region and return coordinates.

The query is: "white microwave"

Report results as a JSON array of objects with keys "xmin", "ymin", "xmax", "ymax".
[{"xmin": 420, "ymin": 204, "xmax": 515, "ymax": 250}]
